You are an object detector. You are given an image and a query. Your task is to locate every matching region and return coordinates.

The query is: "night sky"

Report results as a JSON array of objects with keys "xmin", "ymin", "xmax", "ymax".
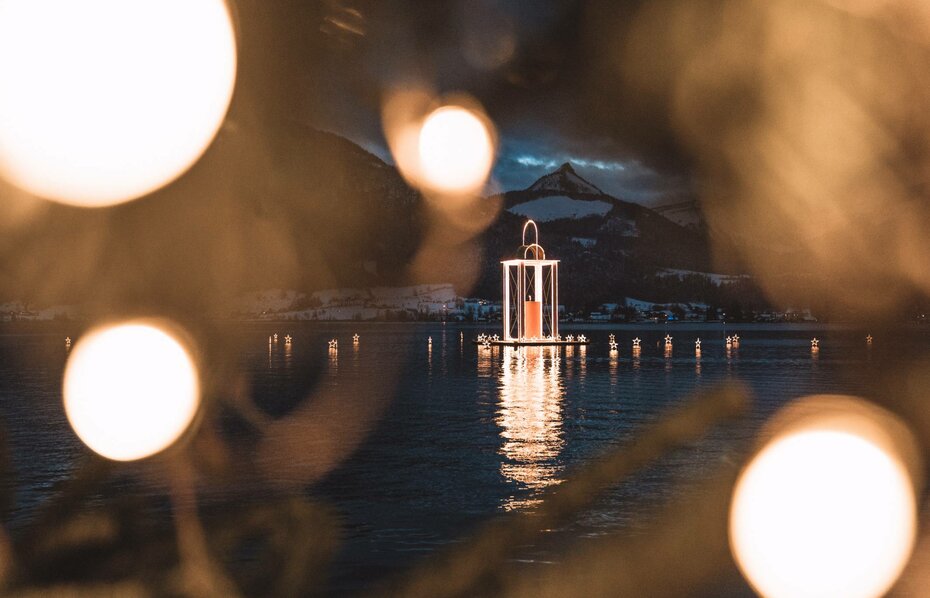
[{"xmin": 239, "ymin": 0, "xmax": 692, "ymax": 205}]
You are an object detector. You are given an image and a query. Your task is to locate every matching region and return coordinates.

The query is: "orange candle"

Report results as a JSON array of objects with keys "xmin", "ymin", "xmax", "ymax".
[{"xmin": 524, "ymin": 300, "xmax": 542, "ymax": 338}]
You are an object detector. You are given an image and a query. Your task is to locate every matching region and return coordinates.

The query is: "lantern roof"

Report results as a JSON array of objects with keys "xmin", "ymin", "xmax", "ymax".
[{"xmin": 501, "ymin": 219, "xmax": 559, "ymax": 265}]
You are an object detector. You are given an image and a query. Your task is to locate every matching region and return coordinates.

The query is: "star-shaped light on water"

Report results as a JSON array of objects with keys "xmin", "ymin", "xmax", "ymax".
[
  {"xmin": 353, "ymin": 333, "xmax": 360, "ymax": 343},
  {"xmin": 811, "ymin": 338, "xmax": 820, "ymax": 348},
  {"xmin": 328, "ymin": 339, "xmax": 338, "ymax": 350},
  {"xmin": 632, "ymin": 337, "xmax": 641, "ymax": 347},
  {"xmin": 866, "ymin": 335, "xmax": 873, "ymax": 344},
  {"xmin": 273, "ymin": 333, "xmax": 278, "ymax": 341},
  {"xmin": 284, "ymin": 335, "xmax": 292, "ymax": 344},
  {"xmin": 664, "ymin": 334, "xmax": 673, "ymax": 344},
  {"xmin": 578, "ymin": 335, "xmax": 587, "ymax": 342},
  {"xmin": 695, "ymin": 338, "xmax": 701, "ymax": 348}
]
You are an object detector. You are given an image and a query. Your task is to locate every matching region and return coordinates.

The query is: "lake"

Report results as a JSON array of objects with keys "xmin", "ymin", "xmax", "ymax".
[{"xmin": 0, "ymin": 321, "xmax": 913, "ymax": 595}]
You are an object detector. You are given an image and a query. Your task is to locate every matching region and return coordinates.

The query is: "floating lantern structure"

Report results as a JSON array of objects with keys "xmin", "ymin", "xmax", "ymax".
[
  {"xmin": 353, "ymin": 333, "xmax": 360, "ymax": 343},
  {"xmin": 477, "ymin": 220, "xmax": 587, "ymax": 347},
  {"xmin": 328, "ymin": 339, "xmax": 338, "ymax": 350},
  {"xmin": 284, "ymin": 334, "xmax": 292, "ymax": 344}
]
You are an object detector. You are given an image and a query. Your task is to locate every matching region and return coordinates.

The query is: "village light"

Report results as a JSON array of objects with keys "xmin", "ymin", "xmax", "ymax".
[
  {"xmin": 63, "ymin": 320, "xmax": 200, "ymax": 461},
  {"xmin": 0, "ymin": 0, "xmax": 237, "ymax": 207},
  {"xmin": 729, "ymin": 395, "xmax": 921, "ymax": 598}
]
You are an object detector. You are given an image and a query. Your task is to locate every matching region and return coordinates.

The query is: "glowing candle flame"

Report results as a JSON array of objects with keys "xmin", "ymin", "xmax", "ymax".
[
  {"xmin": 730, "ymin": 397, "xmax": 919, "ymax": 598},
  {"xmin": 0, "ymin": 0, "xmax": 237, "ymax": 207},
  {"xmin": 63, "ymin": 321, "xmax": 200, "ymax": 461}
]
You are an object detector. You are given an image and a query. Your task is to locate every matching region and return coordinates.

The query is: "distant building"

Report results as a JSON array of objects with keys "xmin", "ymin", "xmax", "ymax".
[{"xmin": 463, "ymin": 298, "xmax": 502, "ymax": 321}]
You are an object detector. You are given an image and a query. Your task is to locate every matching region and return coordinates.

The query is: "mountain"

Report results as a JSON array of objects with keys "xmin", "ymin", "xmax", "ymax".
[
  {"xmin": 524, "ymin": 162, "xmax": 605, "ymax": 195},
  {"xmin": 652, "ymin": 197, "xmax": 704, "ymax": 228},
  {"xmin": 256, "ymin": 125, "xmax": 425, "ymax": 286},
  {"xmin": 471, "ymin": 162, "xmax": 719, "ymax": 308},
  {"xmin": 261, "ymin": 138, "xmax": 721, "ymax": 308},
  {"xmin": 0, "ymin": 123, "xmax": 430, "ymax": 312},
  {"xmin": 0, "ymin": 126, "xmax": 755, "ymax": 314},
  {"xmin": 254, "ymin": 139, "xmax": 726, "ymax": 308},
  {"xmin": 263, "ymin": 141, "xmax": 731, "ymax": 309}
]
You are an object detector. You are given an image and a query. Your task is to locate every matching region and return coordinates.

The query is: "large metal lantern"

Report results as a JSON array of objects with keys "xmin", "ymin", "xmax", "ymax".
[
  {"xmin": 502, "ymin": 220, "xmax": 560, "ymax": 342},
  {"xmin": 475, "ymin": 220, "xmax": 586, "ymax": 347}
]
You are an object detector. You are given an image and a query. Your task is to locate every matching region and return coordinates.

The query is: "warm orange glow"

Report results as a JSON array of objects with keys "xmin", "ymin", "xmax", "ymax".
[
  {"xmin": 497, "ymin": 347, "xmax": 564, "ymax": 507},
  {"xmin": 417, "ymin": 106, "xmax": 495, "ymax": 194},
  {"xmin": 383, "ymin": 91, "xmax": 496, "ymax": 198},
  {"xmin": 63, "ymin": 321, "xmax": 200, "ymax": 461},
  {"xmin": 730, "ymin": 398, "xmax": 919, "ymax": 598},
  {"xmin": 523, "ymin": 300, "xmax": 542, "ymax": 338},
  {"xmin": 0, "ymin": 0, "xmax": 237, "ymax": 207}
]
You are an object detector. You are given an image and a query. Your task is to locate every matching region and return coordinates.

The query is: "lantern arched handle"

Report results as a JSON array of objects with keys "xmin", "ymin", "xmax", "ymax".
[
  {"xmin": 522, "ymin": 219, "xmax": 539, "ymax": 248},
  {"xmin": 523, "ymin": 243, "xmax": 545, "ymax": 260}
]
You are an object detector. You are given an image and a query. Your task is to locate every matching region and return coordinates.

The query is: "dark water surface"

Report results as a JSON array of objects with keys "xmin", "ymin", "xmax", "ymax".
[{"xmin": 0, "ymin": 322, "xmax": 920, "ymax": 594}]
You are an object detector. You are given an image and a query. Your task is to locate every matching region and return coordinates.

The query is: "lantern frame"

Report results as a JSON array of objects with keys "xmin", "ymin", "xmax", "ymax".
[{"xmin": 501, "ymin": 221, "xmax": 560, "ymax": 342}]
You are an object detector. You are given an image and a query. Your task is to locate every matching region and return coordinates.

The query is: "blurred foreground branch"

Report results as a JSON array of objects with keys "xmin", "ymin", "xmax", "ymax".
[
  {"xmin": 380, "ymin": 382, "xmax": 750, "ymax": 598},
  {"xmin": 499, "ymin": 465, "xmax": 744, "ymax": 598}
]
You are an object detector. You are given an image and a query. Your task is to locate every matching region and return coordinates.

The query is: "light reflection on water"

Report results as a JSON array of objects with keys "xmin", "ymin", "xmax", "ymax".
[
  {"xmin": 328, "ymin": 346, "xmax": 338, "ymax": 372},
  {"xmin": 496, "ymin": 346, "xmax": 564, "ymax": 509}
]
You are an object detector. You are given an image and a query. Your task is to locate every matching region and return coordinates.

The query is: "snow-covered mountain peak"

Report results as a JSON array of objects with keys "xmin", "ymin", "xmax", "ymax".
[{"xmin": 526, "ymin": 162, "xmax": 604, "ymax": 195}]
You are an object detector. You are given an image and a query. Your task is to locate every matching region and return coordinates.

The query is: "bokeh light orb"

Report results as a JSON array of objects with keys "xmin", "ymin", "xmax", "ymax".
[
  {"xmin": 0, "ymin": 0, "xmax": 237, "ymax": 207},
  {"xmin": 730, "ymin": 424, "xmax": 918, "ymax": 598},
  {"xmin": 63, "ymin": 321, "xmax": 200, "ymax": 461},
  {"xmin": 417, "ymin": 105, "xmax": 494, "ymax": 194}
]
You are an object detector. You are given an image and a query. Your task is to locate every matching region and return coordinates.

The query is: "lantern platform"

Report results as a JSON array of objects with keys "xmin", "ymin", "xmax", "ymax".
[{"xmin": 472, "ymin": 339, "xmax": 589, "ymax": 347}]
